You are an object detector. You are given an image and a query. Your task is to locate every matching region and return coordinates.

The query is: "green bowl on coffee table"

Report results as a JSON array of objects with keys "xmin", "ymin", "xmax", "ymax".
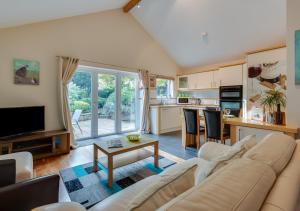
[{"xmin": 126, "ymin": 134, "xmax": 141, "ymax": 142}]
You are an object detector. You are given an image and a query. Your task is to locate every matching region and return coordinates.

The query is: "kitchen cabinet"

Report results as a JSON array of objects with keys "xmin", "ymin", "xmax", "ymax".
[
  {"xmin": 178, "ymin": 76, "xmax": 188, "ymax": 89},
  {"xmin": 150, "ymin": 106, "xmax": 182, "ymax": 135},
  {"xmin": 191, "ymin": 72, "xmax": 214, "ymax": 90},
  {"xmin": 212, "ymin": 70, "xmax": 220, "ymax": 88},
  {"xmin": 177, "ymin": 65, "xmax": 243, "ymax": 90},
  {"xmin": 179, "ymin": 72, "xmax": 215, "ymax": 90},
  {"xmin": 218, "ymin": 65, "xmax": 243, "ymax": 86}
]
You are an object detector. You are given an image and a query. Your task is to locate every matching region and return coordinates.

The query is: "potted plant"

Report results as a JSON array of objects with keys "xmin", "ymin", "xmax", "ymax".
[{"xmin": 260, "ymin": 89, "xmax": 286, "ymax": 125}]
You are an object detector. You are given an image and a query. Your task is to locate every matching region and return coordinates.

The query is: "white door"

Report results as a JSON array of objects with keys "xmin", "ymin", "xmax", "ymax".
[{"xmin": 219, "ymin": 65, "xmax": 243, "ymax": 86}]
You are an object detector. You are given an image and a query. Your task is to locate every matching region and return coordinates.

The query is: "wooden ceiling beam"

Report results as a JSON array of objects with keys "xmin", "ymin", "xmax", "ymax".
[{"xmin": 123, "ymin": 0, "xmax": 142, "ymax": 13}]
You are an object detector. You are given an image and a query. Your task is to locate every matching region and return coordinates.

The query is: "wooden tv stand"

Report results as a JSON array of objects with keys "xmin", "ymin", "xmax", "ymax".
[{"xmin": 0, "ymin": 130, "xmax": 70, "ymax": 160}]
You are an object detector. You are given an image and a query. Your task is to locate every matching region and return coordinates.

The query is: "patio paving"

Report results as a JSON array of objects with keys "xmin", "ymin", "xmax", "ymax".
[{"xmin": 73, "ymin": 118, "xmax": 135, "ymax": 140}]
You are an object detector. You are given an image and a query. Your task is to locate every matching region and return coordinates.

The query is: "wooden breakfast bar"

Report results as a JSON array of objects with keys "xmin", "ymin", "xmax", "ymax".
[
  {"xmin": 224, "ymin": 118, "xmax": 298, "ymax": 144},
  {"xmin": 182, "ymin": 111, "xmax": 298, "ymax": 148}
]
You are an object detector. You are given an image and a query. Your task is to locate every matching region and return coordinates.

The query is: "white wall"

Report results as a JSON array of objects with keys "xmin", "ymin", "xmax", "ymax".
[
  {"xmin": 0, "ymin": 9, "xmax": 178, "ymax": 131},
  {"xmin": 287, "ymin": 0, "xmax": 300, "ymax": 128},
  {"xmin": 246, "ymin": 48, "xmax": 287, "ymax": 119}
]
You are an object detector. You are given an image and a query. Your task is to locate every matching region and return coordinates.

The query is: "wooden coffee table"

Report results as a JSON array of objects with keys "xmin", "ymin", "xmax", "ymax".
[{"xmin": 93, "ymin": 137, "xmax": 159, "ymax": 188}]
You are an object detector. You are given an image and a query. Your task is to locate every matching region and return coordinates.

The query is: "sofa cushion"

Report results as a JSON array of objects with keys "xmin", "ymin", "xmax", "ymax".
[
  {"xmin": 198, "ymin": 142, "xmax": 231, "ymax": 160},
  {"xmin": 261, "ymin": 140, "xmax": 300, "ymax": 211},
  {"xmin": 232, "ymin": 134, "xmax": 257, "ymax": 153},
  {"xmin": 194, "ymin": 135, "xmax": 256, "ymax": 186},
  {"xmin": 127, "ymin": 158, "xmax": 199, "ymax": 211},
  {"xmin": 32, "ymin": 202, "xmax": 86, "ymax": 211},
  {"xmin": 243, "ymin": 133, "xmax": 296, "ymax": 175},
  {"xmin": 90, "ymin": 158, "xmax": 199, "ymax": 211},
  {"xmin": 158, "ymin": 159, "xmax": 276, "ymax": 211}
]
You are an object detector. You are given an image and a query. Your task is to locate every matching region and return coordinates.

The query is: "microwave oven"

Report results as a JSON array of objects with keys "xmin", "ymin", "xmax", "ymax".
[{"xmin": 177, "ymin": 97, "xmax": 191, "ymax": 104}]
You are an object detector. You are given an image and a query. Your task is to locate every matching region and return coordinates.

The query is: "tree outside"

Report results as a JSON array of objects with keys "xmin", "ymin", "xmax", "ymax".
[
  {"xmin": 156, "ymin": 78, "xmax": 170, "ymax": 98},
  {"xmin": 69, "ymin": 71, "xmax": 136, "ymax": 122}
]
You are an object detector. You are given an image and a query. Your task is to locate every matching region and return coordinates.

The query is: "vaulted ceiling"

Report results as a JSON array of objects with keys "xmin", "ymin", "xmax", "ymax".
[
  {"xmin": 0, "ymin": 0, "xmax": 286, "ymax": 69},
  {"xmin": 0, "ymin": 0, "xmax": 128, "ymax": 28},
  {"xmin": 131, "ymin": 0, "xmax": 286, "ymax": 68}
]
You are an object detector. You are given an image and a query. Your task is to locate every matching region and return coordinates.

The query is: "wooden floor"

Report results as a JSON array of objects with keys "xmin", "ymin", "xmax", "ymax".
[
  {"xmin": 34, "ymin": 145, "xmax": 95, "ymax": 202},
  {"xmin": 33, "ymin": 143, "xmax": 185, "ymax": 202},
  {"xmin": 78, "ymin": 131, "xmax": 198, "ymax": 160}
]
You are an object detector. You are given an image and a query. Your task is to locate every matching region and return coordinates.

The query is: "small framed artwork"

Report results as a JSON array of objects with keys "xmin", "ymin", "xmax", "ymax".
[
  {"xmin": 251, "ymin": 106, "xmax": 264, "ymax": 122},
  {"xmin": 13, "ymin": 58, "xmax": 40, "ymax": 85},
  {"xmin": 149, "ymin": 75, "xmax": 156, "ymax": 89},
  {"xmin": 295, "ymin": 30, "xmax": 300, "ymax": 85}
]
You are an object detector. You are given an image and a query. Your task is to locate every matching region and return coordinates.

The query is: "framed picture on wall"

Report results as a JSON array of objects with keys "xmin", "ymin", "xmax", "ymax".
[
  {"xmin": 149, "ymin": 75, "xmax": 156, "ymax": 89},
  {"xmin": 295, "ymin": 30, "xmax": 300, "ymax": 85},
  {"xmin": 13, "ymin": 58, "xmax": 40, "ymax": 85}
]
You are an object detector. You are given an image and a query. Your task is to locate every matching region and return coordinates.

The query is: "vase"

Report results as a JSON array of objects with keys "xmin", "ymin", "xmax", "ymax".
[
  {"xmin": 275, "ymin": 104, "xmax": 283, "ymax": 125},
  {"xmin": 267, "ymin": 112, "xmax": 274, "ymax": 124}
]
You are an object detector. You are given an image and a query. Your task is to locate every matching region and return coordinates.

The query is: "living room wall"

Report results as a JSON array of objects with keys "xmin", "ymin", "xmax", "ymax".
[
  {"xmin": 287, "ymin": 0, "xmax": 300, "ymax": 130},
  {"xmin": 0, "ymin": 9, "xmax": 178, "ymax": 131}
]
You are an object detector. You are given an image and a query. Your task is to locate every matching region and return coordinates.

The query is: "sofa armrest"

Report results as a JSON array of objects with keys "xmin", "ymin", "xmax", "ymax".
[
  {"xmin": 198, "ymin": 142, "xmax": 231, "ymax": 161},
  {"xmin": 32, "ymin": 202, "xmax": 86, "ymax": 211},
  {"xmin": 0, "ymin": 174, "xmax": 60, "ymax": 211},
  {"xmin": 0, "ymin": 159, "xmax": 16, "ymax": 187}
]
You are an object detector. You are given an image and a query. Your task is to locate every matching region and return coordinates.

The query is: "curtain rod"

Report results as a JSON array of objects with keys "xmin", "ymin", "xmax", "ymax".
[
  {"xmin": 56, "ymin": 56, "xmax": 139, "ymax": 72},
  {"xmin": 56, "ymin": 56, "xmax": 175, "ymax": 79}
]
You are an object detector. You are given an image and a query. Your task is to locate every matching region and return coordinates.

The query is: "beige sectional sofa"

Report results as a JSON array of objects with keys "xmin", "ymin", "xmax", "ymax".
[{"xmin": 34, "ymin": 133, "xmax": 300, "ymax": 211}]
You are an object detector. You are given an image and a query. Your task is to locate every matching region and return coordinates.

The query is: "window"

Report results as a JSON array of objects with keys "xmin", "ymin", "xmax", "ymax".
[{"xmin": 156, "ymin": 78, "xmax": 174, "ymax": 98}]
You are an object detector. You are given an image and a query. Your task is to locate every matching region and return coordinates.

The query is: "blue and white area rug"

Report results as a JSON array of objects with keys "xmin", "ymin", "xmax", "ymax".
[{"xmin": 60, "ymin": 155, "xmax": 176, "ymax": 209}]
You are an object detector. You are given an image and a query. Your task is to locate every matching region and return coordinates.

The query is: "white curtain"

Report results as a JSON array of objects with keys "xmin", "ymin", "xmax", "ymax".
[
  {"xmin": 138, "ymin": 69, "xmax": 151, "ymax": 134},
  {"xmin": 58, "ymin": 56, "xmax": 80, "ymax": 147}
]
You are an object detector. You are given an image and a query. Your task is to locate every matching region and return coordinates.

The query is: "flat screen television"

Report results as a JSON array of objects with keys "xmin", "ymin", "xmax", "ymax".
[{"xmin": 0, "ymin": 106, "xmax": 45, "ymax": 138}]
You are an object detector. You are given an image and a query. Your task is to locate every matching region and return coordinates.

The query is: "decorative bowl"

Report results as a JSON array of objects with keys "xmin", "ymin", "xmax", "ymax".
[{"xmin": 127, "ymin": 134, "xmax": 141, "ymax": 142}]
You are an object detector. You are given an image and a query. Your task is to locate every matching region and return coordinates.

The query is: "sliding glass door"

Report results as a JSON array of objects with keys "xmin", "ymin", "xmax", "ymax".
[
  {"xmin": 97, "ymin": 73, "xmax": 116, "ymax": 136},
  {"xmin": 121, "ymin": 75, "xmax": 138, "ymax": 132},
  {"xmin": 69, "ymin": 71, "xmax": 92, "ymax": 140},
  {"xmin": 69, "ymin": 66, "xmax": 139, "ymax": 141}
]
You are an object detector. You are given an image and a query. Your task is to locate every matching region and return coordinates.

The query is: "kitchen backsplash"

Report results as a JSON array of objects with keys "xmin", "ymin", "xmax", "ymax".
[
  {"xmin": 149, "ymin": 89, "xmax": 219, "ymax": 105},
  {"xmin": 178, "ymin": 90, "xmax": 219, "ymax": 99}
]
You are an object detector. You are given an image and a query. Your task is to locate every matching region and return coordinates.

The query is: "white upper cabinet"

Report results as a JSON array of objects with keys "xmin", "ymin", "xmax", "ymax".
[
  {"xmin": 177, "ymin": 65, "xmax": 243, "ymax": 90},
  {"xmin": 212, "ymin": 70, "xmax": 220, "ymax": 88},
  {"xmin": 218, "ymin": 65, "xmax": 243, "ymax": 86},
  {"xmin": 188, "ymin": 71, "xmax": 214, "ymax": 90},
  {"xmin": 196, "ymin": 71, "xmax": 214, "ymax": 89},
  {"xmin": 178, "ymin": 76, "xmax": 189, "ymax": 89}
]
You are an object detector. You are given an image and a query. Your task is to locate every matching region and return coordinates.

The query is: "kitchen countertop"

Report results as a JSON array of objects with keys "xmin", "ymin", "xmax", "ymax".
[{"xmin": 150, "ymin": 104, "xmax": 219, "ymax": 108}]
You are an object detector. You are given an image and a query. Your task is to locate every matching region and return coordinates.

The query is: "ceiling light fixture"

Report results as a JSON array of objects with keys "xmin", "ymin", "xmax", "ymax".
[
  {"xmin": 201, "ymin": 32, "xmax": 208, "ymax": 37},
  {"xmin": 136, "ymin": 3, "xmax": 141, "ymax": 8}
]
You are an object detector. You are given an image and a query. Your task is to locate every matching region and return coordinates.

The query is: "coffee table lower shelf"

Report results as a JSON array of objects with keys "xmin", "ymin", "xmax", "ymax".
[{"xmin": 93, "ymin": 139, "xmax": 159, "ymax": 188}]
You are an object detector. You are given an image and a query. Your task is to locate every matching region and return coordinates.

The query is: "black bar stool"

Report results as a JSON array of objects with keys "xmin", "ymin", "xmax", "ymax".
[
  {"xmin": 183, "ymin": 109, "xmax": 202, "ymax": 149},
  {"xmin": 203, "ymin": 110, "xmax": 230, "ymax": 144}
]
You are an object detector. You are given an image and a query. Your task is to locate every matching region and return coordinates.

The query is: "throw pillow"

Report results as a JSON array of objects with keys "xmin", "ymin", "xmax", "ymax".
[{"xmin": 194, "ymin": 135, "xmax": 256, "ymax": 186}]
